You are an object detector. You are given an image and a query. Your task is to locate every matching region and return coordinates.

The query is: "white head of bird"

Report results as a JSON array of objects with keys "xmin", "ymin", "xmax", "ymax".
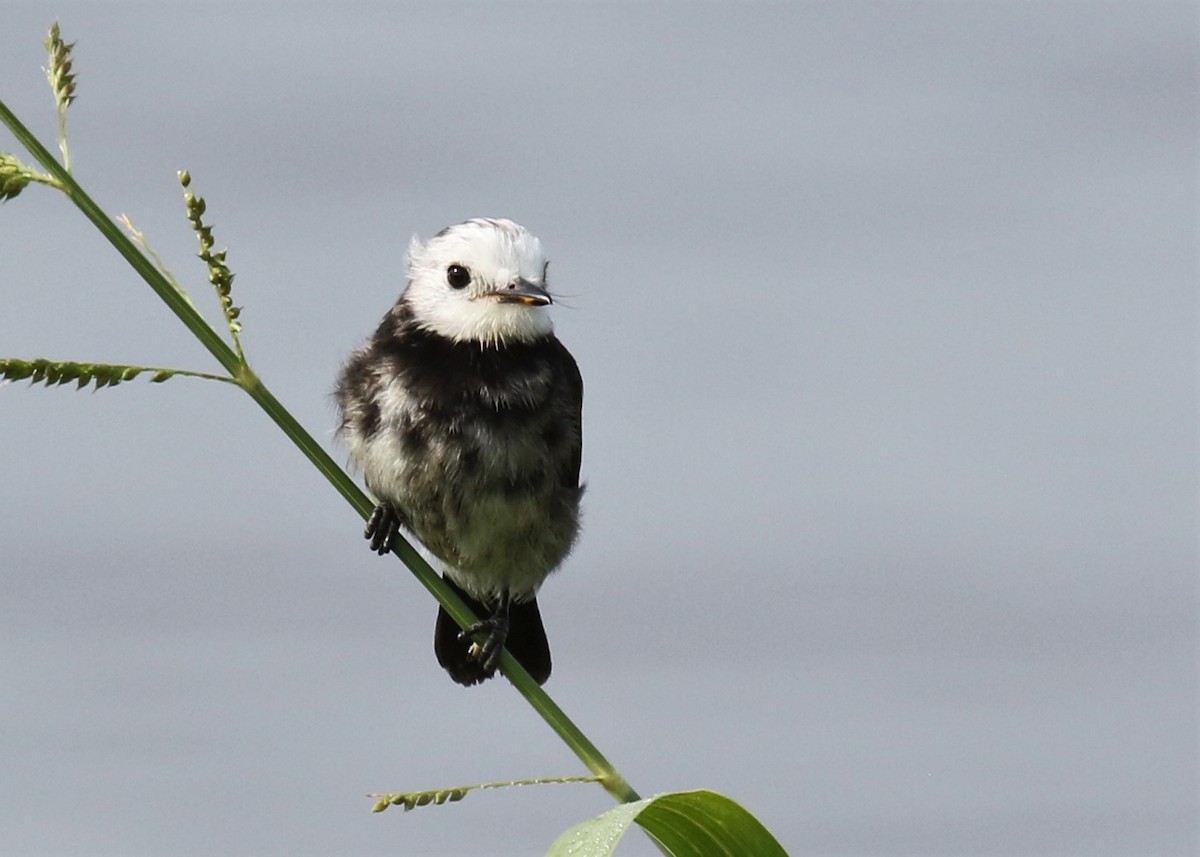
[{"xmin": 403, "ymin": 218, "xmax": 553, "ymax": 346}]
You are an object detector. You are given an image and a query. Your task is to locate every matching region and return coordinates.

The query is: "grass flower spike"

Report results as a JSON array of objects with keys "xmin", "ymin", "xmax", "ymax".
[
  {"xmin": 44, "ymin": 22, "xmax": 76, "ymax": 169},
  {"xmin": 180, "ymin": 170, "xmax": 244, "ymax": 356},
  {"xmin": 0, "ymin": 152, "xmax": 57, "ymax": 201}
]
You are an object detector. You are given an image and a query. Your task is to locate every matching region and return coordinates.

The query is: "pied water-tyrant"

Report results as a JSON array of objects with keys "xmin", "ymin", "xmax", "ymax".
[{"xmin": 336, "ymin": 218, "xmax": 583, "ymax": 686}]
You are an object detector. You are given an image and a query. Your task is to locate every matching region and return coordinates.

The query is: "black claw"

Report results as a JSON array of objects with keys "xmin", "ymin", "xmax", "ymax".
[
  {"xmin": 365, "ymin": 504, "xmax": 402, "ymax": 555},
  {"xmin": 434, "ymin": 577, "xmax": 551, "ymax": 686},
  {"xmin": 454, "ymin": 590, "xmax": 512, "ymax": 675},
  {"xmin": 458, "ymin": 612, "xmax": 511, "ymax": 673}
]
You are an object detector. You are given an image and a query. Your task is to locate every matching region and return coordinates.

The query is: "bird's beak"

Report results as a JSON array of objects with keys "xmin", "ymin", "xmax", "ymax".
[{"xmin": 481, "ymin": 278, "xmax": 552, "ymax": 306}]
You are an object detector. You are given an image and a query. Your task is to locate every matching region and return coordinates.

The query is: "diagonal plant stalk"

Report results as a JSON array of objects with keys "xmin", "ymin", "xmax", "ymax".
[{"xmin": 0, "ymin": 96, "xmax": 639, "ymax": 806}]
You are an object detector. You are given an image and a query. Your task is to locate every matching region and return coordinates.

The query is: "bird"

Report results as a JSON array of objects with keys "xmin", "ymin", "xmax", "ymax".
[{"xmin": 335, "ymin": 218, "xmax": 583, "ymax": 687}]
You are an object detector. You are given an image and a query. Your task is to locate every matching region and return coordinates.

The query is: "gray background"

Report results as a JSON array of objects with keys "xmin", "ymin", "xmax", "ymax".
[{"xmin": 1, "ymin": 3, "xmax": 1195, "ymax": 855}]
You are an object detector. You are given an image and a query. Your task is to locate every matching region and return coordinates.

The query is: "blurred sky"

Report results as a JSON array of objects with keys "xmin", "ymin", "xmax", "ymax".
[{"xmin": 1, "ymin": 3, "xmax": 1196, "ymax": 856}]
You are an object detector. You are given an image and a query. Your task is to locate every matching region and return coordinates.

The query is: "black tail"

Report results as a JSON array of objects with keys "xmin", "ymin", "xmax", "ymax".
[{"xmin": 434, "ymin": 575, "xmax": 552, "ymax": 687}]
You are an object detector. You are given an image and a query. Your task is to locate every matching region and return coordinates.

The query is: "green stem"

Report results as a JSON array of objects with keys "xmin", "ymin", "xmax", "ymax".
[
  {"xmin": 56, "ymin": 109, "xmax": 70, "ymax": 172},
  {"xmin": 157, "ymin": 367, "xmax": 241, "ymax": 384},
  {"xmin": 0, "ymin": 96, "xmax": 639, "ymax": 806}
]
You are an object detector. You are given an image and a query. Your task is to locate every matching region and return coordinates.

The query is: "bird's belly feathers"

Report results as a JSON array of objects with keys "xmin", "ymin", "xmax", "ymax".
[{"xmin": 350, "ymin": 400, "xmax": 581, "ymax": 601}]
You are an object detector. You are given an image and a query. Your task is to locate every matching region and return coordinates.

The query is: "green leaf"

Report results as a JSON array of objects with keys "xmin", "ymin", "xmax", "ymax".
[{"xmin": 546, "ymin": 790, "xmax": 789, "ymax": 857}]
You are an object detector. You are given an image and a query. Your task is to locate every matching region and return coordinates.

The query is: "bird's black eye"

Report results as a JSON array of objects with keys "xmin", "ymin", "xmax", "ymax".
[{"xmin": 446, "ymin": 264, "xmax": 471, "ymax": 289}]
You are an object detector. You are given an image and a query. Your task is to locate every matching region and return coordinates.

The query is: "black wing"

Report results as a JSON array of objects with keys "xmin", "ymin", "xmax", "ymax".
[{"xmin": 549, "ymin": 335, "xmax": 584, "ymax": 491}]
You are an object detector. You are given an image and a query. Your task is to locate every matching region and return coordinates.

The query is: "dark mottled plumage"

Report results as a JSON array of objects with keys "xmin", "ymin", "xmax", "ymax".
[{"xmin": 335, "ymin": 218, "xmax": 583, "ymax": 686}]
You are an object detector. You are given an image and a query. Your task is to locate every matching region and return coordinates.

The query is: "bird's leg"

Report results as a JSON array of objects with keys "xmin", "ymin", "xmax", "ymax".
[
  {"xmin": 459, "ymin": 590, "xmax": 512, "ymax": 673},
  {"xmin": 364, "ymin": 503, "xmax": 404, "ymax": 555}
]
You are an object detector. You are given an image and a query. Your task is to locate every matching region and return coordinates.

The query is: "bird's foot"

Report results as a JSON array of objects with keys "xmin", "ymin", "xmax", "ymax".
[
  {"xmin": 365, "ymin": 504, "xmax": 403, "ymax": 555},
  {"xmin": 458, "ymin": 609, "xmax": 510, "ymax": 674}
]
